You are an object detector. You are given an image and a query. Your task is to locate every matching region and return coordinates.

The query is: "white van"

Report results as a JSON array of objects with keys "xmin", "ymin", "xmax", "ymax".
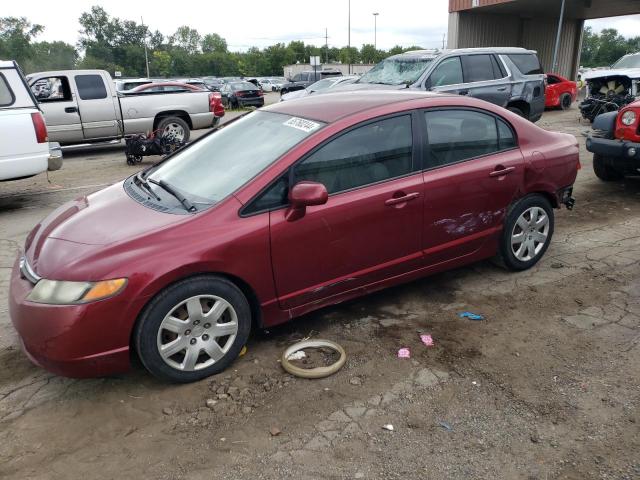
[{"xmin": 0, "ymin": 60, "xmax": 62, "ymax": 181}]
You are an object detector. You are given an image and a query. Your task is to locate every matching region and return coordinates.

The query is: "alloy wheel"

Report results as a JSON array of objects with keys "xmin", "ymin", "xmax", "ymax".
[
  {"xmin": 163, "ymin": 122, "xmax": 186, "ymax": 142},
  {"xmin": 510, "ymin": 206, "xmax": 550, "ymax": 262},
  {"xmin": 156, "ymin": 295, "xmax": 238, "ymax": 371}
]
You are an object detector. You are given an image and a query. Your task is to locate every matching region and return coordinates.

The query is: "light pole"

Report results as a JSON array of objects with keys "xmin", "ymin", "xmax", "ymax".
[
  {"xmin": 373, "ymin": 13, "xmax": 379, "ymax": 52},
  {"xmin": 348, "ymin": 0, "xmax": 351, "ymax": 74}
]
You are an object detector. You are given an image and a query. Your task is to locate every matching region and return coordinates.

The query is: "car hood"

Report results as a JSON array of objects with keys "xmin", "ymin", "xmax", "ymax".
[
  {"xmin": 330, "ymin": 82, "xmax": 408, "ymax": 92},
  {"xmin": 583, "ymin": 68, "xmax": 640, "ymax": 81},
  {"xmin": 25, "ymin": 181, "xmax": 187, "ymax": 277}
]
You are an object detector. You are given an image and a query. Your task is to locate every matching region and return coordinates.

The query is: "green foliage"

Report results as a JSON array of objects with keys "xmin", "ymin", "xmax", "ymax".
[
  {"xmin": 580, "ymin": 27, "xmax": 640, "ymax": 68},
  {"xmin": 0, "ymin": 17, "xmax": 44, "ymax": 67}
]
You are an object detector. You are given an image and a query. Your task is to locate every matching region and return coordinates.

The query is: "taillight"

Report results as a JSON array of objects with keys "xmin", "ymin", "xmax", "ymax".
[
  {"xmin": 257, "ymin": 90, "xmax": 264, "ymax": 97},
  {"xmin": 31, "ymin": 112, "xmax": 48, "ymax": 143},
  {"xmin": 236, "ymin": 91, "xmax": 245, "ymax": 97},
  {"xmin": 208, "ymin": 93, "xmax": 221, "ymax": 112}
]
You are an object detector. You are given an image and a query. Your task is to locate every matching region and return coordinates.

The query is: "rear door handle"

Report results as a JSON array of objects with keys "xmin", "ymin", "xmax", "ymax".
[
  {"xmin": 489, "ymin": 166, "xmax": 516, "ymax": 177},
  {"xmin": 385, "ymin": 192, "xmax": 420, "ymax": 206},
  {"xmin": 497, "ymin": 86, "xmax": 508, "ymax": 91},
  {"xmin": 64, "ymin": 107, "xmax": 78, "ymax": 113},
  {"xmin": 458, "ymin": 90, "xmax": 469, "ymax": 96}
]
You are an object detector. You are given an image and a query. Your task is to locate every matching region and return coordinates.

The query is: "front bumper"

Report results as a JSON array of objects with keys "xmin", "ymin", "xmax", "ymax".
[
  {"xmin": 8, "ymin": 256, "xmax": 132, "ymax": 378},
  {"xmin": 586, "ymin": 136, "xmax": 640, "ymax": 170}
]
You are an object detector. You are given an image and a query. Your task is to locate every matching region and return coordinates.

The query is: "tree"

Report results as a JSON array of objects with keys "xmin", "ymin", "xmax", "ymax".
[
  {"xmin": 201, "ymin": 33, "xmax": 227, "ymax": 54},
  {"xmin": 25, "ymin": 41, "xmax": 77, "ymax": 72},
  {"xmin": 0, "ymin": 17, "xmax": 44, "ymax": 67},
  {"xmin": 170, "ymin": 26, "xmax": 201, "ymax": 54}
]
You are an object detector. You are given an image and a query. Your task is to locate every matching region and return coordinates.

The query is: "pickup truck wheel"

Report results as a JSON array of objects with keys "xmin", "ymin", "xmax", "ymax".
[
  {"xmin": 497, "ymin": 194, "xmax": 554, "ymax": 271},
  {"xmin": 560, "ymin": 93, "xmax": 572, "ymax": 110},
  {"xmin": 593, "ymin": 154, "xmax": 623, "ymax": 181},
  {"xmin": 158, "ymin": 117, "xmax": 190, "ymax": 143},
  {"xmin": 134, "ymin": 275, "xmax": 251, "ymax": 383}
]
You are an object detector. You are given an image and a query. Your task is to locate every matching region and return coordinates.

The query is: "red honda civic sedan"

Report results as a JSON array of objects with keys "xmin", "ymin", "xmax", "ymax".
[{"xmin": 9, "ymin": 91, "xmax": 579, "ymax": 383}]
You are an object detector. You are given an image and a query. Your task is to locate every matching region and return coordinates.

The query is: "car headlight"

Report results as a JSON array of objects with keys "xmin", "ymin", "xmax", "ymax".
[
  {"xmin": 27, "ymin": 278, "xmax": 127, "ymax": 305},
  {"xmin": 621, "ymin": 110, "xmax": 637, "ymax": 126}
]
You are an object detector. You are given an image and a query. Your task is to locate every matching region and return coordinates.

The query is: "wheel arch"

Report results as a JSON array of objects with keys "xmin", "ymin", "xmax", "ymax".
[
  {"xmin": 507, "ymin": 100, "xmax": 531, "ymax": 118},
  {"xmin": 153, "ymin": 111, "xmax": 193, "ymax": 131},
  {"xmin": 129, "ymin": 270, "xmax": 264, "ymax": 354}
]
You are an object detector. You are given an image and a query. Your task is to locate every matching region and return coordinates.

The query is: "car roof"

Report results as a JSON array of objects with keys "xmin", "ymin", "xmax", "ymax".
[
  {"xmin": 389, "ymin": 46, "xmax": 536, "ymax": 61},
  {"xmin": 264, "ymin": 90, "xmax": 449, "ymax": 123}
]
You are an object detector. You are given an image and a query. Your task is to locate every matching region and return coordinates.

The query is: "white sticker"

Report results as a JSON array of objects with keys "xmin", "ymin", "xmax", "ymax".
[{"xmin": 283, "ymin": 117, "xmax": 320, "ymax": 133}]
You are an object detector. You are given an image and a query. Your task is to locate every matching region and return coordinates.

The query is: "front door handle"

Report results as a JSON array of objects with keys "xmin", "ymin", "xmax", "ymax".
[
  {"xmin": 385, "ymin": 192, "xmax": 420, "ymax": 206},
  {"xmin": 489, "ymin": 166, "xmax": 516, "ymax": 177},
  {"xmin": 497, "ymin": 86, "xmax": 508, "ymax": 91},
  {"xmin": 64, "ymin": 107, "xmax": 78, "ymax": 113},
  {"xmin": 458, "ymin": 90, "xmax": 469, "ymax": 96}
]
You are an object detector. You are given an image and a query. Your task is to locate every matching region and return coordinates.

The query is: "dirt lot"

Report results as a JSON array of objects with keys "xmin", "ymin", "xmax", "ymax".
[{"xmin": 0, "ymin": 99, "xmax": 639, "ymax": 480}]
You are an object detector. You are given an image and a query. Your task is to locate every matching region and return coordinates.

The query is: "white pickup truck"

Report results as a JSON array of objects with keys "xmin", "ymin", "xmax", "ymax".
[
  {"xmin": 27, "ymin": 69, "xmax": 220, "ymax": 145},
  {"xmin": 0, "ymin": 60, "xmax": 62, "ymax": 182}
]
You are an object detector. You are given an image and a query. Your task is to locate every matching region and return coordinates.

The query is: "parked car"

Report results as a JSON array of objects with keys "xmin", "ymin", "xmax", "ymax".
[
  {"xmin": 337, "ymin": 47, "xmax": 546, "ymax": 122},
  {"xmin": 271, "ymin": 77, "xmax": 287, "ymax": 91},
  {"xmin": 585, "ymin": 100, "xmax": 640, "ymax": 180},
  {"xmin": 0, "ymin": 60, "xmax": 62, "ymax": 181},
  {"xmin": 280, "ymin": 75, "xmax": 358, "ymax": 101},
  {"xmin": 259, "ymin": 78, "xmax": 277, "ymax": 91},
  {"xmin": 203, "ymin": 78, "xmax": 224, "ymax": 92},
  {"xmin": 126, "ymin": 82, "xmax": 205, "ymax": 93},
  {"xmin": 280, "ymin": 69, "xmax": 343, "ymax": 95},
  {"xmin": 27, "ymin": 69, "xmax": 221, "ymax": 144},
  {"xmin": 9, "ymin": 90, "xmax": 579, "ymax": 382},
  {"xmin": 544, "ymin": 73, "xmax": 577, "ymax": 110},
  {"xmin": 578, "ymin": 52, "xmax": 640, "ymax": 122},
  {"xmin": 114, "ymin": 78, "xmax": 152, "ymax": 92},
  {"xmin": 220, "ymin": 81, "xmax": 264, "ymax": 108}
]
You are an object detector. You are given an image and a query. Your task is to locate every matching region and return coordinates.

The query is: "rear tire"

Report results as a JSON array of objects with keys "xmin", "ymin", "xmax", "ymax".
[
  {"xmin": 497, "ymin": 194, "xmax": 554, "ymax": 271},
  {"xmin": 157, "ymin": 116, "xmax": 190, "ymax": 143},
  {"xmin": 507, "ymin": 106, "xmax": 526, "ymax": 118},
  {"xmin": 559, "ymin": 93, "xmax": 572, "ymax": 110},
  {"xmin": 593, "ymin": 154, "xmax": 623, "ymax": 181},
  {"xmin": 134, "ymin": 275, "xmax": 251, "ymax": 383}
]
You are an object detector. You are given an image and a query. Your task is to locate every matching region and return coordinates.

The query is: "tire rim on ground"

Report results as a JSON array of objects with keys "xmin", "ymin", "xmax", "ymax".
[
  {"xmin": 510, "ymin": 206, "xmax": 550, "ymax": 262},
  {"xmin": 281, "ymin": 339, "xmax": 346, "ymax": 379},
  {"xmin": 157, "ymin": 294, "xmax": 238, "ymax": 371}
]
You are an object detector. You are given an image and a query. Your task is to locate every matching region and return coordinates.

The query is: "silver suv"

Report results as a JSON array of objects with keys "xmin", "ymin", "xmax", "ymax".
[{"xmin": 343, "ymin": 47, "xmax": 545, "ymax": 123}]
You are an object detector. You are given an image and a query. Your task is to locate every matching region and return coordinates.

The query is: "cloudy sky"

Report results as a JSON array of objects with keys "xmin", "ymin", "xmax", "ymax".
[{"xmin": 3, "ymin": 0, "xmax": 639, "ymax": 51}]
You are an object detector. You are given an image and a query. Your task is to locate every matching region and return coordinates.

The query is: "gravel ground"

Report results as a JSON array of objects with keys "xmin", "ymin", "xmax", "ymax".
[{"xmin": 0, "ymin": 99, "xmax": 639, "ymax": 480}]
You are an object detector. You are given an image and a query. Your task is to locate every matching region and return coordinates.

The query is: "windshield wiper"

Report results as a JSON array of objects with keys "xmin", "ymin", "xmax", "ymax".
[
  {"xmin": 147, "ymin": 178, "xmax": 196, "ymax": 212},
  {"xmin": 134, "ymin": 172, "xmax": 161, "ymax": 201}
]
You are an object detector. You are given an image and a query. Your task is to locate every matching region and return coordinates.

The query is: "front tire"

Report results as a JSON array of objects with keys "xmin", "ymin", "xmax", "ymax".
[
  {"xmin": 497, "ymin": 194, "xmax": 554, "ymax": 271},
  {"xmin": 134, "ymin": 276, "xmax": 251, "ymax": 383},
  {"xmin": 593, "ymin": 154, "xmax": 623, "ymax": 181},
  {"xmin": 560, "ymin": 93, "xmax": 572, "ymax": 110}
]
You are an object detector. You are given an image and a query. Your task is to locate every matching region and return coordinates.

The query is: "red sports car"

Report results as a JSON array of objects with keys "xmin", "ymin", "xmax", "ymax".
[
  {"xmin": 545, "ymin": 73, "xmax": 578, "ymax": 110},
  {"xmin": 9, "ymin": 92, "xmax": 579, "ymax": 382}
]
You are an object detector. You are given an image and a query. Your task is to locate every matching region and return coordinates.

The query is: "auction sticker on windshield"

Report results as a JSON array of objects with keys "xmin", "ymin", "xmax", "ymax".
[{"xmin": 283, "ymin": 117, "xmax": 321, "ymax": 133}]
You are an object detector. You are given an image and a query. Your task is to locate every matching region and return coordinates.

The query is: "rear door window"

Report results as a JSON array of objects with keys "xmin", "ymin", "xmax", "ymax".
[
  {"xmin": 75, "ymin": 74, "xmax": 108, "ymax": 100},
  {"xmin": 0, "ymin": 74, "xmax": 14, "ymax": 106},
  {"xmin": 429, "ymin": 57, "xmax": 463, "ymax": 87},
  {"xmin": 507, "ymin": 54, "xmax": 543, "ymax": 75},
  {"xmin": 423, "ymin": 109, "xmax": 516, "ymax": 168},
  {"xmin": 461, "ymin": 55, "xmax": 496, "ymax": 83}
]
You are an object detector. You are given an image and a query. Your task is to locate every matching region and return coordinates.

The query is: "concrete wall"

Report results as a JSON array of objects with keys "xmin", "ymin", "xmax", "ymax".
[
  {"xmin": 448, "ymin": 11, "xmax": 583, "ymax": 79},
  {"xmin": 282, "ymin": 63, "xmax": 374, "ymax": 80}
]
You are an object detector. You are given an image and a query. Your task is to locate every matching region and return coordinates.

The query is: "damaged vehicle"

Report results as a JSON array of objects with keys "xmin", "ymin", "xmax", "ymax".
[
  {"xmin": 586, "ymin": 99, "xmax": 640, "ymax": 180},
  {"xmin": 579, "ymin": 53, "xmax": 640, "ymax": 122}
]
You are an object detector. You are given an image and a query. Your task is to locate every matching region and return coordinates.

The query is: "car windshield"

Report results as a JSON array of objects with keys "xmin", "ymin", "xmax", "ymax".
[
  {"xmin": 147, "ymin": 111, "xmax": 324, "ymax": 204},
  {"xmin": 612, "ymin": 53, "xmax": 640, "ymax": 69},
  {"xmin": 358, "ymin": 56, "xmax": 435, "ymax": 85},
  {"xmin": 232, "ymin": 82, "xmax": 257, "ymax": 90},
  {"xmin": 308, "ymin": 78, "xmax": 338, "ymax": 91}
]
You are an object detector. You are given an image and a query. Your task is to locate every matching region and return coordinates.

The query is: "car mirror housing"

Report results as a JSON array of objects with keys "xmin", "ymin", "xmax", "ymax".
[{"xmin": 285, "ymin": 181, "xmax": 328, "ymax": 221}]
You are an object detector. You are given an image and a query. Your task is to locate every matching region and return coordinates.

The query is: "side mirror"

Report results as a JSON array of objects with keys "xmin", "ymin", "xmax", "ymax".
[
  {"xmin": 285, "ymin": 181, "xmax": 328, "ymax": 221},
  {"xmin": 424, "ymin": 78, "xmax": 433, "ymax": 91}
]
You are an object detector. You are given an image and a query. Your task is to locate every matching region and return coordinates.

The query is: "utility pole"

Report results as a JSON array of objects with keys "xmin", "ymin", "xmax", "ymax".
[
  {"xmin": 373, "ymin": 13, "xmax": 379, "ymax": 51},
  {"xmin": 141, "ymin": 16, "xmax": 150, "ymax": 78},
  {"xmin": 442, "ymin": 33, "xmax": 446, "ymax": 50},
  {"xmin": 325, "ymin": 28, "xmax": 329, "ymax": 64},
  {"xmin": 348, "ymin": 0, "xmax": 351, "ymax": 74},
  {"xmin": 552, "ymin": 0, "xmax": 566, "ymax": 73}
]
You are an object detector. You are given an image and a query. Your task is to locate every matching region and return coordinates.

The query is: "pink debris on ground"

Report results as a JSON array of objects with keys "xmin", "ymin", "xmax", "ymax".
[
  {"xmin": 420, "ymin": 334, "xmax": 434, "ymax": 347},
  {"xmin": 397, "ymin": 348, "xmax": 411, "ymax": 358}
]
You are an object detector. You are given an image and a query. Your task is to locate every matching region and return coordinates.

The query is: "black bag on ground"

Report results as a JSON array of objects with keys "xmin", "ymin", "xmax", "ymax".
[{"xmin": 125, "ymin": 131, "xmax": 185, "ymax": 165}]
